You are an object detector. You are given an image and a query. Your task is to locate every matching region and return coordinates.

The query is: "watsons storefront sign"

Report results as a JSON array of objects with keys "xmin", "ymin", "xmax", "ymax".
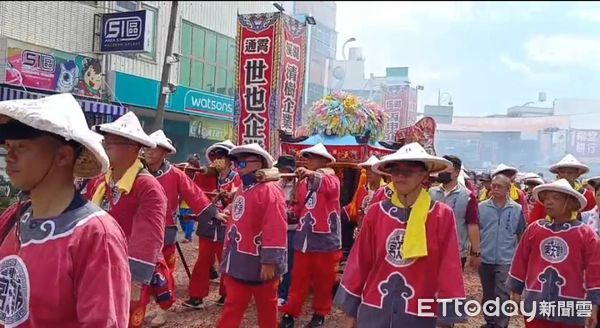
[
  {"xmin": 184, "ymin": 90, "xmax": 233, "ymax": 119},
  {"xmin": 113, "ymin": 72, "xmax": 233, "ymax": 121}
]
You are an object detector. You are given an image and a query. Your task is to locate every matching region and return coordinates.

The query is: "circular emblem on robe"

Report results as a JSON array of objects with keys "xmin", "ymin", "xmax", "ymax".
[
  {"xmin": 305, "ymin": 192, "xmax": 317, "ymax": 210},
  {"xmin": 540, "ymin": 237, "xmax": 569, "ymax": 264},
  {"xmin": 385, "ymin": 229, "xmax": 416, "ymax": 267},
  {"xmin": 232, "ymin": 196, "xmax": 245, "ymax": 221},
  {"xmin": 0, "ymin": 255, "xmax": 30, "ymax": 326}
]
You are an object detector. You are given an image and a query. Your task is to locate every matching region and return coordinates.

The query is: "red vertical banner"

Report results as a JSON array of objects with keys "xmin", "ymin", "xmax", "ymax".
[
  {"xmin": 234, "ymin": 13, "xmax": 280, "ymax": 154},
  {"xmin": 278, "ymin": 14, "xmax": 306, "ymax": 138}
]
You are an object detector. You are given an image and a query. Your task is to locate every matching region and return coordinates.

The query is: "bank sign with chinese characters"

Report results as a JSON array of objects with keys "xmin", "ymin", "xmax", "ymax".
[
  {"xmin": 113, "ymin": 72, "xmax": 233, "ymax": 120},
  {"xmin": 568, "ymin": 129, "xmax": 600, "ymax": 163},
  {"xmin": 100, "ymin": 10, "xmax": 152, "ymax": 53},
  {"xmin": 233, "ymin": 12, "xmax": 306, "ymax": 156}
]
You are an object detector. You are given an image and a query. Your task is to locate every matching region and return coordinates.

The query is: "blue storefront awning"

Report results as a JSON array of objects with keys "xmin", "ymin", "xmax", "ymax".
[{"xmin": 0, "ymin": 86, "xmax": 128, "ymax": 116}]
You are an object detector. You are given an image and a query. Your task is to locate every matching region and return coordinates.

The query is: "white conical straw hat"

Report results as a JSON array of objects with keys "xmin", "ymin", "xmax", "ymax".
[
  {"xmin": 492, "ymin": 163, "xmax": 518, "ymax": 177},
  {"xmin": 149, "ymin": 129, "xmax": 176, "ymax": 154},
  {"xmin": 372, "ymin": 142, "xmax": 452, "ymax": 176},
  {"xmin": 359, "ymin": 155, "xmax": 379, "ymax": 168},
  {"xmin": 229, "ymin": 143, "xmax": 274, "ymax": 168},
  {"xmin": 0, "ymin": 93, "xmax": 109, "ymax": 178},
  {"xmin": 533, "ymin": 179, "xmax": 587, "ymax": 211},
  {"xmin": 93, "ymin": 111, "xmax": 156, "ymax": 148},
  {"xmin": 549, "ymin": 154, "xmax": 589, "ymax": 175},
  {"xmin": 205, "ymin": 139, "xmax": 236, "ymax": 162},
  {"xmin": 299, "ymin": 143, "xmax": 336, "ymax": 163}
]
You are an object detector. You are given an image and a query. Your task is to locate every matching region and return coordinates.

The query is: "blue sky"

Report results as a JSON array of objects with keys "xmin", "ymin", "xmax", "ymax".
[{"xmin": 335, "ymin": 2, "xmax": 600, "ymax": 116}]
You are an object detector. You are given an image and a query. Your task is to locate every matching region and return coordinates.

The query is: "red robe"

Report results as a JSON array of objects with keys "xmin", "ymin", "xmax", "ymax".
[
  {"xmin": 195, "ymin": 170, "xmax": 241, "ymax": 242},
  {"xmin": 152, "ymin": 162, "xmax": 215, "ymax": 246},
  {"xmin": 222, "ymin": 182, "xmax": 287, "ymax": 282},
  {"xmin": 0, "ymin": 195, "xmax": 130, "ymax": 327},
  {"xmin": 293, "ymin": 171, "xmax": 341, "ymax": 252},
  {"xmin": 345, "ymin": 185, "xmax": 378, "ymax": 224},
  {"xmin": 86, "ymin": 169, "xmax": 167, "ymax": 285},
  {"xmin": 507, "ymin": 219, "xmax": 600, "ymax": 326},
  {"xmin": 372, "ymin": 183, "xmax": 394, "ymax": 204},
  {"xmin": 529, "ymin": 188, "xmax": 596, "ymax": 224},
  {"xmin": 334, "ymin": 197, "xmax": 466, "ymax": 327}
]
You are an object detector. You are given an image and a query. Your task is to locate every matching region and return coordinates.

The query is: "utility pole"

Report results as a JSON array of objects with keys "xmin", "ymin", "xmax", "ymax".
[{"xmin": 151, "ymin": 0, "xmax": 179, "ymax": 132}]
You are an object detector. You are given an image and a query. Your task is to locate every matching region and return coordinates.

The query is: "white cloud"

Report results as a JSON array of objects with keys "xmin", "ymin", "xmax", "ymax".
[
  {"xmin": 411, "ymin": 66, "xmax": 455, "ymax": 85},
  {"xmin": 524, "ymin": 35, "xmax": 600, "ymax": 70},
  {"xmin": 500, "ymin": 55, "xmax": 560, "ymax": 80},
  {"xmin": 336, "ymin": 2, "xmax": 476, "ymax": 34},
  {"xmin": 571, "ymin": 9, "xmax": 600, "ymax": 21},
  {"xmin": 501, "ymin": 56, "xmax": 533, "ymax": 75},
  {"xmin": 569, "ymin": 2, "xmax": 600, "ymax": 21}
]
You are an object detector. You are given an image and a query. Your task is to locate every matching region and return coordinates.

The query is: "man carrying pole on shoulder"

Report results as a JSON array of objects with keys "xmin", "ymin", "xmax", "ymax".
[
  {"xmin": 183, "ymin": 139, "xmax": 241, "ymax": 309},
  {"xmin": 143, "ymin": 129, "xmax": 217, "ymax": 327},
  {"xmin": 216, "ymin": 143, "xmax": 288, "ymax": 328},
  {"xmin": 280, "ymin": 143, "xmax": 342, "ymax": 328}
]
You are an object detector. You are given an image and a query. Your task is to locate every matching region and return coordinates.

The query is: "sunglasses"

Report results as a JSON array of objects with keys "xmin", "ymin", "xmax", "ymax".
[{"xmin": 234, "ymin": 159, "xmax": 262, "ymax": 169}]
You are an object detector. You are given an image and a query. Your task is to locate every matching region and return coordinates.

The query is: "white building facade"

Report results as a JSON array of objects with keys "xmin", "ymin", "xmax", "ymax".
[{"xmin": 0, "ymin": 1, "xmax": 278, "ymax": 161}]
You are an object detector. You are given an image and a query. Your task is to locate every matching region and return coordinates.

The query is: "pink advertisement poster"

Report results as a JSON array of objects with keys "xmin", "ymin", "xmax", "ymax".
[{"xmin": 4, "ymin": 39, "xmax": 103, "ymax": 99}]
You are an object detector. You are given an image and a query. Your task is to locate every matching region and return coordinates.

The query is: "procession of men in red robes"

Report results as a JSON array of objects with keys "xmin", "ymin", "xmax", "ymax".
[{"xmin": 0, "ymin": 93, "xmax": 598, "ymax": 328}]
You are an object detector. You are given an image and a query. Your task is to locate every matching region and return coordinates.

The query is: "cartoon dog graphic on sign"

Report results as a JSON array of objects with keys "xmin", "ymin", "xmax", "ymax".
[{"xmin": 56, "ymin": 62, "xmax": 79, "ymax": 93}]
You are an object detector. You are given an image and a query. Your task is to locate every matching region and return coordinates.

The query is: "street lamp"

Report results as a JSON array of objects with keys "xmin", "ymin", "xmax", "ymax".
[
  {"xmin": 438, "ymin": 90, "xmax": 453, "ymax": 106},
  {"xmin": 342, "ymin": 37, "xmax": 356, "ymax": 60},
  {"xmin": 293, "ymin": 13, "xmax": 317, "ymax": 114},
  {"xmin": 272, "ymin": 2, "xmax": 285, "ymax": 12}
]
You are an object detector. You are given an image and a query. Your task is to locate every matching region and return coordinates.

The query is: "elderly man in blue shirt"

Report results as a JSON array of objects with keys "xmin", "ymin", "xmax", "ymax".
[{"xmin": 478, "ymin": 174, "xmax": 526, "ymax": 328}]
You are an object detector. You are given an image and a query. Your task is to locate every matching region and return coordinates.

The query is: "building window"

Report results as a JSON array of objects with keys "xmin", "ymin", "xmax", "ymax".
[
  {"xmin": 115, "ymin": 1, "xmax": 138, "ymax": 11},
  {"xmin": 76, "ymin": 1, "xmax": 98, "ymax": 6},
  {"xmin": 139, "ymin": 4, "xmax": 157, "ymax": 61},
  {"xmin": 179, "ymin": 20, "xmax": 235, "ymax": 97}
]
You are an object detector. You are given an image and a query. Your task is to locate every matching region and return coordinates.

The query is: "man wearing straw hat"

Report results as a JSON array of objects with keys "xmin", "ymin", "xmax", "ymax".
[
  {"xmin": 529, "ymin": 154, "xmax": 596, "ymax": 223},
  {"xmin": 477, "ymin": 172, "xmax": 492, "ymax": 202},
  {"xmin": 86, "ymin": 111, "xmax": 168, "ymax": 328},
  {"xmin": 183, "ymin": 139, "xmax": 241, "ymax": 310},
  {"xmin": 334, "ymin": 142, "xmax": 466, "ymax": 328},
  {"xmin": 216, "ymin": 143, "xmax": 287, "ymax": 328},
  {"xmin": 0, "ymin": 94, "xmax": 130, "ymax": 326},
  {"xmin": 280, "ymin": 142, "xmax": 342, "ymax": 328},
  {"xmin": 522, "ymin": 172, "xmax": 545, "ymax": 215},
  {"xmin": 507, "ymin": 179, "xmax": 600, "ymax": 328},
  {"xmin": 143, "ymin": 129, "xmax": 217, "ymax": 327}
]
